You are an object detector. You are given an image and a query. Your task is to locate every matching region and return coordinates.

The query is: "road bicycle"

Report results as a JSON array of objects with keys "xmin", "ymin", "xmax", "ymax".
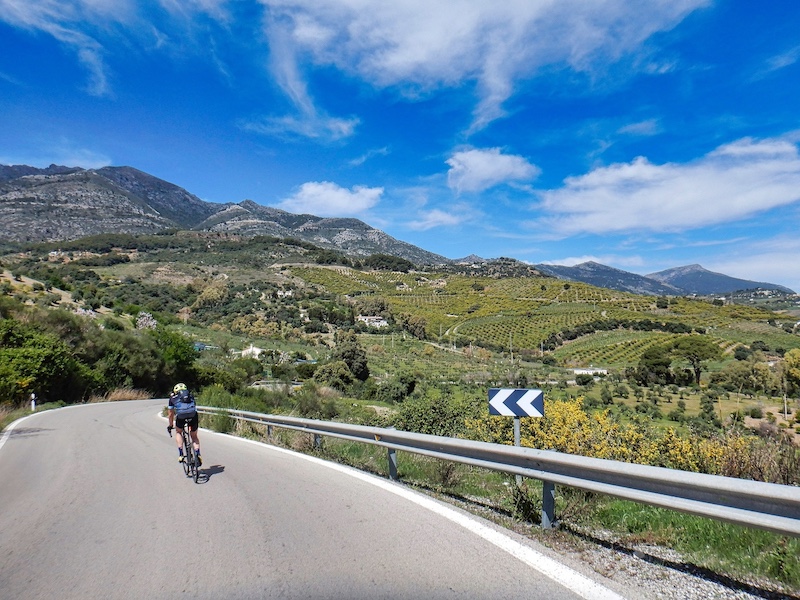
[{"xmin": 169, "ymin": 422, "xmax": 200, "ymax": 483}]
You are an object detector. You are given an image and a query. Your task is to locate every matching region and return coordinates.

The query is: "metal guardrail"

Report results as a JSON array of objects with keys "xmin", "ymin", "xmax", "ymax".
[{"xmin": 197, "ymin": 406, "xmax": 800, "ymax": 537}]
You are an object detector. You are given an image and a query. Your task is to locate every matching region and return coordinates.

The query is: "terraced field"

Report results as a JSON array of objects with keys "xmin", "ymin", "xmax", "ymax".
[{"xmin": 289, "ymin": 266, "xmax": 800, "ymax": 367}]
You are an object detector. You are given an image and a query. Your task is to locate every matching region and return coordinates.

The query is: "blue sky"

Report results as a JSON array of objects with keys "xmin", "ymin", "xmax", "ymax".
[{"xmin": 2, "ymin": 1, "xmax": 800, "ymax": 291}]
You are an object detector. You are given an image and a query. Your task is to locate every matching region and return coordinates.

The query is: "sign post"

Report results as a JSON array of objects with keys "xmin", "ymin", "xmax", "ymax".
[{"xmin": 488, "ymin": 388, "xmax": 554, "ymax": 528}]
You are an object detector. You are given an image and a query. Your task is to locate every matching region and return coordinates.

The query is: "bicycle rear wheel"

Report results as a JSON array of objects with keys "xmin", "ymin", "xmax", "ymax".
[
  {"xmin": 181, "ymin": 430, "xmax": 191, "ymax": 477},
  {"xmin": 192, "ymin": 450, "xmax": 200, "ymax": 483}
]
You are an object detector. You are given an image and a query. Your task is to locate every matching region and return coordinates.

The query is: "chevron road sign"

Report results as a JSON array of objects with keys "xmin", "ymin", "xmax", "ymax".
[{"xmin": 488, "ymin": 388, "xmax": 544, "ymax": 417}]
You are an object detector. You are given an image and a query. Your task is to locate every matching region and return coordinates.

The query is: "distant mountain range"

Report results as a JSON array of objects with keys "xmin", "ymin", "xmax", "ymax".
[
  {"xmin": 0, "ymin": 164, "xmax": 446, "ymax": 265},
  {"xmin": 536, "ymin": 261, "xmax": 794, "ymax": 296},
  {"xmin": 1, "ymin": 163, "xmax": 793, "ymax": 295}
]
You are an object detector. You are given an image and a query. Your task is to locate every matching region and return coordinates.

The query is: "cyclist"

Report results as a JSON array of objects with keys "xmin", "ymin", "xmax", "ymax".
[{"xmin": 167, "ymin": 383, "xmax": 202, "ymax": 466}]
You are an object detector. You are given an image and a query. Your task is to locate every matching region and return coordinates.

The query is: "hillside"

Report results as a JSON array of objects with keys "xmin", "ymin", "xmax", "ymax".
[
  {"xmin": 2, "ymin": 163, "xmax": 793, "ymax": 294},
  {"xmin": 0, "ymin": 164, "xmax": 447, "ymax": 264},
  {"xmin": 4, "ymin": 232, "xmax": 799, "ymax": 370},
  {"xmin": 536, "ymin": 261, "xmax": 682, "ymax": 296},
  {"xmin": 647, "ymin": 264, "xmax": 795, "ymax": 295},
  {"xmin": 537, "ymin": 260, "xmax": 794, "ymax": 296}
]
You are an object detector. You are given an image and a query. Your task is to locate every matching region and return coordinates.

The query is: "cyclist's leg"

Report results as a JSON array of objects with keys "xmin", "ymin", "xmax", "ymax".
[
  {"xmin": 175, "ymin": 417, "xmax": 186, "ymax": 458},
  {"xmin": 189, "ymin": 414, "xmax": 201, "ymax": 453}
]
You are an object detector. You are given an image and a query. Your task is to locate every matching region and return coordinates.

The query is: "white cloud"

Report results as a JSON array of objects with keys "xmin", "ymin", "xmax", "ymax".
[
  {"xmin": 0, "ymin": 141, "xmax": 112, "ymax": 169},
  {"xmin": 706, "ymin": 235, "xmax": 800, "ymax": 293},
  {"xmin": 241, "ymin": 113, "xmax": 359, "ymax": 141},
  {"xmin": 446, "ymin": 147, "xmax": 539, "ymax": 194},
  {"xmin": 406, "ymin": 208, "xmax": 467, "ymax": 231},
  {"xmin": 535, "ymin": 135, "xmax": 800, "ymax": 236},
  {"xmin": 0, "ymin": 0, "xmax": 138, "ymax": 96},
  {"xmin": 617, "ymin": 119, "xmax": 661, "ymax": 136},
  {"xmin": 765, "ymin": 45, "xmax": 800, "ymax": 73},
  {"xmin": 2, "ymin": 1, "xmax": 707, "ymax": 134},
  {"xmin": 276, "ymin": 181, "xmax": 383, "ymax": 216},
  {"xmin": 540, "ymin": 255, "xmax": 645, "ymax": 268},
  {"xmin": 258, "ymin": 0, "xmax": 708, "ymax": 132},
  {"xmin": 348, "ymin": 146, "xmax": 390, "ymax": 167}
]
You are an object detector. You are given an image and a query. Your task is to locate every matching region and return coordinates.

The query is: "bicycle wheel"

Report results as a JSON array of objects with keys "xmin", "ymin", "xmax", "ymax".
[
  {"xmin": 192, "ymin": 449, "xmax": 200, "ymax": 483},
  {"xmin": 181, "ymin": 430, "xmax": 191, "ymax": 477}
]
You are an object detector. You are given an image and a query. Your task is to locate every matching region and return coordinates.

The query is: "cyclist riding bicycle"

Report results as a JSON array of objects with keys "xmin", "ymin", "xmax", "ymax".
[{"xmin": 167, "ymin": 383, "xmax": 202, "ymax": 466}]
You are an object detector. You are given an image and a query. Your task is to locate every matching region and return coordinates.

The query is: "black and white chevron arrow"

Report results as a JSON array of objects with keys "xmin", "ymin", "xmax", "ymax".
[{"xmin": 488, "ymin": 388, "xmax": 544, "ymax": 417}]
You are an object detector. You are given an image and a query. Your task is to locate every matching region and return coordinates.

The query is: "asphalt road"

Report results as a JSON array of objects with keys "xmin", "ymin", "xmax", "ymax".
[{"xmin": 0, "ymin": 400, "xmax": 626, "ymax": 600}]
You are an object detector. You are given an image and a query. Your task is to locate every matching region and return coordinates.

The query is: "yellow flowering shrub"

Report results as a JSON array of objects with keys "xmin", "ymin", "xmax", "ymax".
[{"xmin": 465, "ymin": 396, "xmax": 799, "ymax": 483}]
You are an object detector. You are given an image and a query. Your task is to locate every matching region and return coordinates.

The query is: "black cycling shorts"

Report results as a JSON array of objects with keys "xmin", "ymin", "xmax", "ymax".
[{"xmin": 176, "ymin": 413, "xmax": 199, "ymax": 432}]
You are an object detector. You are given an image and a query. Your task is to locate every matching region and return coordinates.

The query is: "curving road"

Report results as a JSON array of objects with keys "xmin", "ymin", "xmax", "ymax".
[{"xmin": 0, "ymin": 400, "xmax": 627, "ymax": 600}]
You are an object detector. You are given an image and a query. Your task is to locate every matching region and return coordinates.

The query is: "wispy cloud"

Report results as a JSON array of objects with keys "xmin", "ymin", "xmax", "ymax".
[
  {"xmin": 2, "ymin": 1, "xmax": 708, "ymax": 135},
  {"xmin": 540, "ymin": 254, "xmax": 645, "ymax": 268},
  {"xmin": 349, "ymin": 146, "xmax": 390, "ymax": 167},
  {"xmin": 0, "ymin": 69, "xmax": 24, "ymax": 86},
  {"xmin": 406, "ymin": 207, "xmax": 469, "ymax": 231},
  {"xmin": 534, "ymin": 135, "xmax": 800, "ymax": 236},
  {"xmin": 707, "ymin": 234, "xmax": 800, "ymax": 292},
  {"xmin": 241, "ymin": 114, "xmax": 359, "ymax": 141},
  {"xmin": 618, "ymin": 119, "xmax": 661, "ymax": 136},
  {"xmin": 446, "ymin": 147, "xmax": 539, "ymax": 194},
  {"xmin": 258, "ymin": 0, "xmax": 708, "ymax": 133},
  {"xmin": 0, "ymin": 0, "xmax": 135, "ymax": 96},
  {"xmin": 763, "ymin": 45, "xmax": 800, "ymax": 75},
  {"xmin": 276, "ymin": 181, "xmax": 383, "ymax": 216},
  {"xmin": 0, "ymin": 138, "xmax": 111, "ymax": 168}
]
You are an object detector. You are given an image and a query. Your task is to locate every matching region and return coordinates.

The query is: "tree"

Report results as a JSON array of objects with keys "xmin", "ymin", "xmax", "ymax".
[
  {"xmin": 398, "ymin": 314, "xmax": 427, "ymax": 340},
  {"xmin": 636, "ymin": 345, "xmax": 673, "ymax": 385},
  {"xmin": 0, "ymin": 319, "xmax": 91, "ymax": 405},
  {"xmin": 784, "ymin": 348, "xmax": 800, "ymax": 397},
  {"xmin": 331, "ymin": 330, "xmax": 369, "ymax": 381},
  {"xmin": 670, "ymin": 335, "xmax": 722, "ymax": 385},
  {"xmin": 312, "ymin": 360, "xmax": 353, "ymax": 391}
]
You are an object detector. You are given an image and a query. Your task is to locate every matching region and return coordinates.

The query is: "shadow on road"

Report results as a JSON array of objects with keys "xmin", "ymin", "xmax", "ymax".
[
  {"xmin": 8, "ymin": 427, "xmax": 51, "ymax": 438},
  {"xmin": 196, "ymin": 464, "xmax": 225, "ymax": 484}
]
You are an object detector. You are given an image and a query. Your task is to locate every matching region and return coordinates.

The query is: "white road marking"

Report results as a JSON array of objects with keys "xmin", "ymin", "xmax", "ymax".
[
  {"xmin": 0, "ymin": 414, "xmax": 33, "ymax": 453},
  {"xmin": 193, "ymin": 416, "xmax": 626, "ymax": 600}
]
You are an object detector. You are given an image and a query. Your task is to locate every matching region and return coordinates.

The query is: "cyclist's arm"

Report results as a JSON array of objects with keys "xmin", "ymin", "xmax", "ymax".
[{"xmin": 167, "ymin": 406, "xmax": 175, "ymax": 429}]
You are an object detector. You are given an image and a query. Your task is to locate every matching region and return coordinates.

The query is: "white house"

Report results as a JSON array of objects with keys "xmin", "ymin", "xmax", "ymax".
[
  {"xmin": 357, "ymin": 315, "xmax": 389, "ymax": 328},
  {"xmin": 241, "ymin": 344, "xmax": 265, "ymax": 359}
]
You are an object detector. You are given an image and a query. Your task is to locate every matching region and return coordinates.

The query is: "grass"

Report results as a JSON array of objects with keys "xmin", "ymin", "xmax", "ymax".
[
  {"xmin": 587, "ymin": 498, "xmax": 800, "ymax": 592},
  {"xmin": 0, "ymin": 401, "xmax": 68, "ymax": 432}
]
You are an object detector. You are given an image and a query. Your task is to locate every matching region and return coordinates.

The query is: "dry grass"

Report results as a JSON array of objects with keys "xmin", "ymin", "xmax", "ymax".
[
  {"xmin": 88, "ymin": 387, "xmax": 152, "ymax": 403},
  {"xmin": 0, "ymin": 404, "xmax": 12, "ymax": 428}
]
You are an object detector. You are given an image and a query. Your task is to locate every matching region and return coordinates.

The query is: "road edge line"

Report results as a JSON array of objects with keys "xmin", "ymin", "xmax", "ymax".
[{"xmin": 179, "ymin": 414, "xmax": 626, "ymax": 600}]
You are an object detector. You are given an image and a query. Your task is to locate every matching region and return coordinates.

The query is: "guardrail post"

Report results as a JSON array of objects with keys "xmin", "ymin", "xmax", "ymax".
[
  {"xmin": 541, "ymin": 481, "xmax": 555, "ymax": 529},
  {"xmin": 267, "ymin": 425, "xmax": 273, "ymax": 438},
  {"xmin": 388, "ymin": 447, "xmax": 398, "ymax": 480},
  {"xmin": 385, "ymin": 427, "xmax": 398, "ymax": 480},
  {"xmin": 314, "ymin": 433, "xmax": 322, "ymax": 449},
  {"xmin": 514, "ymin": 417, "xmax": 522, "ymax": 486}
]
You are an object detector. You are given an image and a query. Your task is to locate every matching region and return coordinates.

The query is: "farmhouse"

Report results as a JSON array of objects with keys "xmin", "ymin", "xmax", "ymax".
[
  {"xmin": 357, "ymin": 315, "xmax": 389, "ymax": 328},
  {"xmin": 240, "ymin": 344, "xmax": 265, "ymax": 359},
  {"xmin": 573, "ymin": 368, "xmax": 608, "ymax": 376}
]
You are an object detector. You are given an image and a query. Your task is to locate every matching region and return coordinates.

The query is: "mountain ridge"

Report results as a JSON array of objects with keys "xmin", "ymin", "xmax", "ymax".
[
  {"xmin": 0, "ymin": 163, "xmax": 792, "ymax": 294},
  {"xmin": 0, "ymin": 163, "xmax": 447, "ymax": 265},
  {"xmin": 536, "ymin": 261, "xmax": 794, "ymax": 296}
]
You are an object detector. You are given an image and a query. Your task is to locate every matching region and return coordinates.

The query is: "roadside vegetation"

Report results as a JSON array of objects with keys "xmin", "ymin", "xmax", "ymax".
[{"xmin": 1, "ymin": 231, "xmax": 799, "ymax": 593}]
